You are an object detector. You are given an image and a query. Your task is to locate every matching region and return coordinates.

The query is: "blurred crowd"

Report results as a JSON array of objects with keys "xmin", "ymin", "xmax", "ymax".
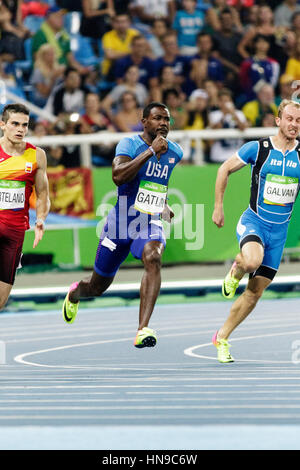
[{"xmin": 1, "ymin": 0, "xmax": 300, "ymax": 166}]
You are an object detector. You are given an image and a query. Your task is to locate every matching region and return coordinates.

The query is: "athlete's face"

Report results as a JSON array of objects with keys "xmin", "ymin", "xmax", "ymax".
[
  {"xmin": 277, "ymin": 104, "xmax": 300, "ymax": 140},
  {"xmin": 0, "ymin": 112, "xmax": 29, "ymax": 144},
  {"xmin": 143, "ymin": 107, "xmax": 170, "ymax": 139}
]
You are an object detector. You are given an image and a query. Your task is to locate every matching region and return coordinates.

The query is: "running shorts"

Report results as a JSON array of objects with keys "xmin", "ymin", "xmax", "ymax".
[
  {"xmin": 0, "ymin": 221, "xmax": 25, "ymax": 284},
  {"xmin": 236, "ymin": 207, "xmax": 289, "ymax": 280},
  {"xmin": 94, "ymin": 209, "xmax": 166, "ymax": 278}
]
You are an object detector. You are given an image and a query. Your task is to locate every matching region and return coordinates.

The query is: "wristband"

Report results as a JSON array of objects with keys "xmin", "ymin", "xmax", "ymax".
[
  {"xmin": 35, "ymin": 218, "xmax": 45, "ymax": 228},
  {"xmin": 149, "ymin": 146, "xmax": 156, "ymax": 156}
]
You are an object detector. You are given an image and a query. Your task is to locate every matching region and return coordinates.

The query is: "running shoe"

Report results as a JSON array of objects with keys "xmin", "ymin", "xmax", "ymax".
[
  {"xmin": 134, "ymin": 327, "xmax": 157, "ymax": 348},
  {"xmin": 62, "ymin": 282, "xmax": 80, "ymax": 324},
  {"xmin": 222, "ymin": 267, "xmax": 240, "ymax": 299},
  {"xmin": 212, "ymin": 331, "xmax": 234, "ymax": 363}
]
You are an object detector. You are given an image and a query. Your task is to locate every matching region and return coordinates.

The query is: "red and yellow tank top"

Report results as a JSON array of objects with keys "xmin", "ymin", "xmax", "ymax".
[{"xmin": 0, "ymin": 142, "xmax": 37, "ymax": 231}]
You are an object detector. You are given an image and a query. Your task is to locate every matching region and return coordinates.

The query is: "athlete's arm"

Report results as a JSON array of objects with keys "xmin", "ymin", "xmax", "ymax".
[
  {"xmin": 161, "ymin": 202, "xmax": 174, "ymax": 223},
  {"xmin": 212, "ymin": 153, "xmax": 246, "ymax": 228},
  {"xmin": 112, "ymin": 135, "xmax": 168, "ymax": 186},
  {"xmin": 33, "ymin": 147, "xmax": 50, "ymax": 248}
]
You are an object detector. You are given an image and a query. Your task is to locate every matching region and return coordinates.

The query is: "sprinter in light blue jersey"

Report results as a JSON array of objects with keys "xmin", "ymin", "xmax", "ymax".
[
  {"xmin": 211, "ymin": 99, "xmax": 300, "ymax": 363},
  {"xmin": 62, "ymin": 102, "xmax": 183, "ymax": 349}
]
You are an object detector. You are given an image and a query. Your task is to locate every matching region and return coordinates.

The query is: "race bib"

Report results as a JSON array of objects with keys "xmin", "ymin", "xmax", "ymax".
[
  {"xmin": 263, "ymin": 174, "xmax": 298, "ymax": 205},
  {"xmin": 0, "ymin": 180, "xmax": 25, "ymax": 210},
  {"xmin": 134, "ymin": 180, "xmax": 167, "ymax": 215}
]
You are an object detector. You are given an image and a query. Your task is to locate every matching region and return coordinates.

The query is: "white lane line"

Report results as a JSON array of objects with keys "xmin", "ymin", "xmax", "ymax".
[
  {"xmin": 1, "ymin": 404, "xmax": 300, "ymax": 411},
  {"xmin": 0, "ymin": 414, "xmax": 300, "ymax": 422},
  {"xmin": 1, "ymin": 396, "xmax": 300, "ymax": 403},
  {"xmin": 184, "ymin": 329, "xmax": 300, "ymax": 362},
  {"xmin": 14, "ymin": 337, "xmax": 134, "ymax": 367},
  {"xmin": 0, "ymin": 384, "xmax": 172, "ymax": 390}
]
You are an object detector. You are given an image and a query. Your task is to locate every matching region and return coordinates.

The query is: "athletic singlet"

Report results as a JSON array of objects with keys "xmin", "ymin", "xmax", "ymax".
[
  {"xmin": 115, "ymin": 134, "xmax": 183, "ymax": 215},
  {"xmin": 0, "ymin": 142, "xmax": 37, "ymax": 230},
  {"xmin": 237, "ymin": 137, "xmax": 300, "ymax": 224}
]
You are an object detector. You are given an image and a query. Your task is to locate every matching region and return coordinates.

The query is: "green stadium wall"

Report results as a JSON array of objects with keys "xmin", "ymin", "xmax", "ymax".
[{"xmin": 22, "ymin": 164, "xmax": 300, "ymax": 267}]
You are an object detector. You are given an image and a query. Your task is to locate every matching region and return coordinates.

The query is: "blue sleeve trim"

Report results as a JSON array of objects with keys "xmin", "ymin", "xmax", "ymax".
[{"xmin": 237, "ymin": 141, "xmax": 259, "ymax": 165}]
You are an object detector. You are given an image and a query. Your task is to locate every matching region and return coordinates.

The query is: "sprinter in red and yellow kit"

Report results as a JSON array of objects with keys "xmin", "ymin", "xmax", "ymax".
[{"xmin": 0, "ymin": 103, "xmax": 50, "ymax": 309}]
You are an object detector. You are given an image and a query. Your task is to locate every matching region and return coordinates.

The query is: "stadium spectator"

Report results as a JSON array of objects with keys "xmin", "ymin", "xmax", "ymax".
[
  {"xmin": 287, "ymin": 10, "xmax": 300, "ymax": 37},
  {"xmin": 285, "ymin": 35, "xmax": 300, "ymax": 80},
  {"xmin": 32, "ymin": 121, "xmax": 48, "ymax": 138},
  {"xmin": 274, "ymin": 0, "xmax": 300, "ymax": 30},
  {"xmin": 237, "ymin": 4, "xmax": 280, "ymax": 62},
  {"xmin": 112, "ymin": 90, "xmax": 143, "ymax": 132},
  {"xmin": 183, "ymin": 88, "xmax": 210, "ymax": 161},
  {"xmin": 203, "ymin": 78, "xmax": 220, "ymax": 111},
  {"xmin": 239, "ymin": 34, "xmax": 280, "ymax": 102},
  {"xmin": 79, "ymin": 0, "xmax": 115, "ymax": 40},
  {"xmin": 45, "ymin": 67, "xmax": 86, "ymax": 117},
  {"xmin": 152, "ymin": 65, "xmax": 185, "ymax": 102},
  {"xmin": 147, "ymin": 18, "xmax": 168, "ymax": 58},
  {"xmin": 260, "ymin": 111, "xmax": 276, "ymax": 127},
  {"xmin": 79, "ymin": 92, "xmax": 116, "ymax": 166},
  {"xmin": 205, "ymin": 0, "xmax": 243, "ymax": 33},
  {"xmin": 241, "ymin": 3, "xmax": 259, "ymax": 32},
  {"xmin": 45, "ymin": 145, "xmax": 64, "ymax": 168},
  {"xmin": 212, "ymin": 7, "xmax": 243, "ymax": 91},
  {"xmin": 153, "ymin": 31, "xmax": 190, "ymax": 91},
  {"xmin": 101, "ymin": 13, "xmax": 139, "ymax": 79},
  {"xmin": 242, "ymin": 81, "xmax": 277, "ymax": 127},
  {"xmin": 29, "ymin": 44, "xmax": 65, "ymax": 107},
  {"xmin": 101, "ymin": 64, "xmax": 149, "ymax": 118},
  {"xmin": 184, "ymin": 88, "xmax": 209, "ymax": 128},
  {"xmin": 0, "ymin": 0, "xmax": 30, "ymax": 61},
  {"xmin": 189, "ymin": 32, "xmax": 225, "ymax": 90},
  {"xmin": 162, "ymin": 87, "xmax": 187, "ymax": 130},
  {"xmin": 113, "ymin": 35, "xmax": 159, "ymax": 93},
  {"xmin": 130, "ymin": 0, "xmax": 176, "ymax": 28},
  {"xmin": 59, "ymin": 119, "xmax": 81, "ymax": 168},
  {"xmin": 172, "ymin": 0, "xmax": 206, "ymax": 56},
  {"xmin": 208, "ymin": 87, "xmax": 247, "ymax": 162},
  {"xmin": 31, "ymin": 6, "xmax": 89, "ymax": 76},
  {"xmin": 275, "ymin": 73, "xmax": 295, "ymax": 106}
]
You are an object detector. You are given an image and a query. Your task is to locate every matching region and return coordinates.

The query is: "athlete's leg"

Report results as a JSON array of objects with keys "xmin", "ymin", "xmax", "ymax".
[
  {"xmin": 218, "ymin": 275, "xmax": 271, "ymax": 340},
  {"xmin": 0, "ymin": 282, "xmax": 13, "ymax": 310},
  {"xmin": 232, "ymin": 240, "xmax": 264, "ymax": 280},
  {"xmin": 0, "ymin": 226, "xmax": 24, "ymax": 310},
  {"xmin": 69, "ymin": 270, "xmax": 114, "ymax": 303},
  {"xmin": 63, "ymin": 229, "xmax": 131, "ymax": 323},
  {"xmin": 138, "ymin": 240, "xmax": 164, "ymax": 330}
]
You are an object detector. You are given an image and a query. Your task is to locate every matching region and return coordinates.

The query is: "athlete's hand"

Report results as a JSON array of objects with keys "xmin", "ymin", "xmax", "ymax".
[
  {"xmin": 33, "ymin": 221, "xmax": 45, "ymax": 248},
  {"xmin": 152, "ymin": 135, "xmax": 168, "ymax": 160},
  {"xmin": 161, "ymin": 204, "xmax": 174, "ymax": 223},
  {"xmin": 212, "ymin": 207, "xmax": 224, "ymax": 228}
]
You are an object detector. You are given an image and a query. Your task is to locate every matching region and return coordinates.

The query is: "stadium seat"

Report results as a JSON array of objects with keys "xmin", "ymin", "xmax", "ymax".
[
  {"xmin": 23, "ymin": 14, "xmax": 44, "ymax": 33},
  {"xmin": 64, "ymin": 11, "xmax": 81, "ymax": 34},
  {"xmin": 71, "ymin": 34, "xmax": 99, "ymax": 67}
]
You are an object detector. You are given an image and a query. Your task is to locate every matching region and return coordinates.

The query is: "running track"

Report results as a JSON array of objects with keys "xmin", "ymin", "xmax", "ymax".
[{"xmin": 1, "ymin": 298, "xmax": 300, "ymax": 450}]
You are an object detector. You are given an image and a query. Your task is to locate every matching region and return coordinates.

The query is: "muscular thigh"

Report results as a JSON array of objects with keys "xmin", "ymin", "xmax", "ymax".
[
  {"xmin": 241, "ymin": 241, "xmax": 264, "ymax": 267},
  {"xmin": 0, "ymin": 226, "xmax": 25, "ymax": 285},
  {"xmin": 245, "ymin": 275, "xmax": 272, "ymax": 297}
]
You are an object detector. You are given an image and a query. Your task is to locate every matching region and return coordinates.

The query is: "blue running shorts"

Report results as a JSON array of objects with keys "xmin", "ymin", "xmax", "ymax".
[
  {"xmin": 94, "ymin": 209, "xmax": 166, "ymax": 278},
  {"xmin": 236, "ymin": 207, "xmax": 289, "ymax": 280}
]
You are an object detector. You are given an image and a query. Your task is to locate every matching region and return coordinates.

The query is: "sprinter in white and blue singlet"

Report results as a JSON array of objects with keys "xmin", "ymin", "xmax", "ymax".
[
  {"xmin": 62, "ymin": 102, "xmax": 183, "ymax": 348},
  {"xmin": 212, "ymin": 99, "xmax": 300, "ymax": 363}
]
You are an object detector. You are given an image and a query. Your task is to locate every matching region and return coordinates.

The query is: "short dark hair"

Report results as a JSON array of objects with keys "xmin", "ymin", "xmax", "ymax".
[
  {"xmin": 253, "ymin": 34, "xmax": 270, "ymax": 46},
  {"xmin": 2, "ymin": 103, "xmax": 30, "ymax": 123},
  {"xmin": 143, "ymin": 102, "xmax": 169, "ymax": 118}
]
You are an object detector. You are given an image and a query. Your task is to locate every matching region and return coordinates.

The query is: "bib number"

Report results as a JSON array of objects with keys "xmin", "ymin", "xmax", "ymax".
[
  {"xmin": 134, "ymin": 180, "xmax": 167, "ymax": 215},
  {"xmin": 0, "ymin": 180, "xmax": 25, "ymax": 210},
  {"xmin": 263, "ymin": 174, "xmax": 298, "ymax": 205}
]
